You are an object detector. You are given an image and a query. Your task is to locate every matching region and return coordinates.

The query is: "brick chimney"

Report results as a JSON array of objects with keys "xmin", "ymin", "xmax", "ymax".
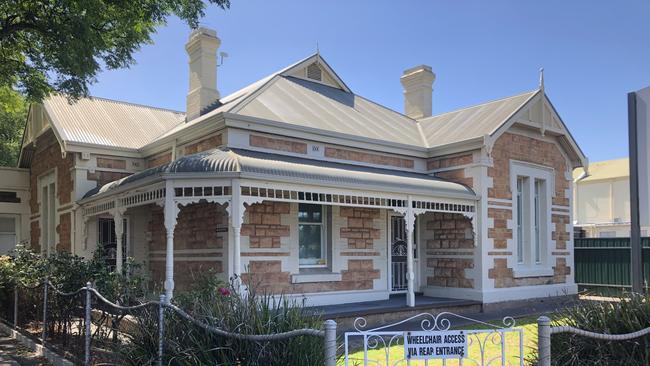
[
  {"xmin": 185, "ymin": 27, "xmax": 221, "ymax": 121},
  {"xmin": 400, "ymin": 65, "xmax": 435, "ymax": 119}
]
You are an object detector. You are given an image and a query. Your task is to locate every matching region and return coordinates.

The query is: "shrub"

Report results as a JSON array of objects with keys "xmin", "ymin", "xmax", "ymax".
[
  {"xmin": 120, "ymin": 273, "xmax": 326, "ymax": 366},
  {"xmin": 546, "ymin": 293, "xmax": 650, "ymax": 365}
]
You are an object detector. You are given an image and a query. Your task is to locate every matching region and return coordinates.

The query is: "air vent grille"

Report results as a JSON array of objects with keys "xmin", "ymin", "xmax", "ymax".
[{"xmin": 307, "ymin": 63, "xmax": 322, "ymax": 81}]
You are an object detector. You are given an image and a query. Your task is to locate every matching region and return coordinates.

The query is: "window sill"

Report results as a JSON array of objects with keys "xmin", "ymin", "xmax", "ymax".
[
  {"xmin": 513, "ymin": 267, "xmax": 554, "ymax": 278},
  {"xmin": 291, "ymin": 272, "xmax": 342, "ymax": 284}
]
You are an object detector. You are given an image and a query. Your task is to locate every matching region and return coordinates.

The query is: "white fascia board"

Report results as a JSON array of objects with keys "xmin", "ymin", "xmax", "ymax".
[
  {"xmin": 222, "ymin": 113, "xmax": 429, "ymax": 158},
  {"xmin": 64, "ymin": 142, "xmax": 142, "ymax": 158},
  {"xmin": 425, "ymin": 136, "xmax": 485, "ymax": 158},
  {"xmin": 139, "ymin": 114, "xmax": 227, "ymax": 157}
]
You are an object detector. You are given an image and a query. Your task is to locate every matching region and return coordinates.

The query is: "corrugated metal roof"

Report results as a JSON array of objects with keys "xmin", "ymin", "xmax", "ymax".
[
  {"xmin": 418, "ymin": 90, "xmax": 538, "ymax": 148},
  {"xmin": 83, "ymin": 148, "xmax": 475, "ymax": 200},
  {"xmin": 43, "ymin": 95, "xmax": 185, "ymax": 149},
  {"xmin": 236, "ymin": 76, "xmax": 424, "ymax": 147},
  {"xmin": 574, "ymin": 158, "xmax": 628, "ymax": 182}
]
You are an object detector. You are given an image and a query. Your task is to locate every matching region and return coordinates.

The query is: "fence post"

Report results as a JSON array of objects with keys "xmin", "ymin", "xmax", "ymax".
[
  {"xmin": 158, "ymin": 294, "xmax": 166, "ymax": 366},
  {"xmin": 13, "ymin": 285, "xmax": 18, "ymax": 328},
  {"xmin": 323, "ymin": 319, "xmax": 337, "ymax": 366},
  {"xmin": 85, "ymin": 282, "xmax": 92, "ymax": 366},
  {"xmin": 41, "ymin": 279, "xmax": 48, "ymax": 346},
  {"xmin": 538, "ymin": 316, "xmax": 551, "ymax": 366}
]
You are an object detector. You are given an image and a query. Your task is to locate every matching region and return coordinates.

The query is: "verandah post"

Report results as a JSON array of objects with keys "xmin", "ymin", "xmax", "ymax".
[
  {"xmin": 537, "ymin": 316, "xmax": 551, "ymax": 366},
  {"xmin": 13, "ymin": 284, "xmax": 18, "ymax": 328},
  {"xmin": 323, "ymin": 319, "xmax": 337, "ymax": 366},
  {"xmin": 85, "ymin": 282, "xmax": 92, "ymax": 366},
  {"xmin": 158, "ymin": 294, "xmax": 166, "ymax": 366},
  {"xmin": 41, "ymin": 278, "xmax": 48, "ymax": 346}
]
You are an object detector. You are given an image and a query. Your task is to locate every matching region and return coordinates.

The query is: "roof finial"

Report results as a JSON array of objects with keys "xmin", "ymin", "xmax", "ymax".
[{"xmin": 539, "ymin": 67, "xmax": 544, "ymax": 91}]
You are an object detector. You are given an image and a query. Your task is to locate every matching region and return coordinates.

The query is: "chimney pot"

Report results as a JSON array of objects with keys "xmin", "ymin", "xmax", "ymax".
[
  {"xmin": 185, "ymin": 27, "xmax": 221, "ymax": 121},
  {"xmin": 400, "ymin": 65, "xmax": 435, "ymax": 119}
]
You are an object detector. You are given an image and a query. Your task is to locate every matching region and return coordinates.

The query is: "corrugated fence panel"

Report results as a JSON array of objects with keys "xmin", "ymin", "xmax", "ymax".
[{"xmin": 575, "ymin": 238, "xmax": 650, "ymax": 289}]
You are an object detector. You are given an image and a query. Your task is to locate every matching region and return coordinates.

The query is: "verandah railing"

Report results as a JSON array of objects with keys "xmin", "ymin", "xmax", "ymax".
[
  {"xmin": 0, "ymin": 280, "xmax": 337, "ymax": 365},
  {"xmin": 574, "ymin": 237, "xmax": 650, "ymax": 291}
]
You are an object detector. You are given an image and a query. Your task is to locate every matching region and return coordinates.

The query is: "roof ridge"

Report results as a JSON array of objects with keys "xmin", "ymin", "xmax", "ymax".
[
  {"xmin": 63, "ymin": 94, "xmax": 186, "ymax": 115},
  {"xmin": 422, "ymin": 89, "xmax": 538, "ymax": 121}
]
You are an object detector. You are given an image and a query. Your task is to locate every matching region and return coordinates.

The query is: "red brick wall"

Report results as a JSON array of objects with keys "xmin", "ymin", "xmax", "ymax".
[
  {"xmin": 488, "ymin": 133, "xmax": 570, "ymax": 205},
  {"xmin": 96, "ymin": 157, "xmax": 126, "ymax": 169},
  {"xmin": 250, "ymin": 135, "xmax": 307, "ymax": 154},
  {"xmin": 324, "ymin": 147, "xmax": 414, "ymax": 169},
  {"xmin": 28, "ymin": 131, "xmax": 74, "ymax": 252},
  {"xmin": 240, "ymin": 203, "xmax": 382, "ymax": 294},
  {"xmin": 147, "ymin": 202, "xmax": 227, "ymax": 291},
  {"xmin": 56, "ymin": 213, "xmax": 71, "ymax": 252},
  {"xmin": 183, "ymin": 134, "xmax": 222, "ymax": 155},
  {"xmin": 145, "ymin": 152, "xmax": 172, "ymax": 169},
  {"xmin": 340, "ymin": 207, "xmax": 380, "ymax": 249},
  {"xmin": 241, "ymin": 202, "xmax": 290, "ymax": 248},
  {"xmin": 424, "ymin": 213, "xmax": 474, "ymax": 288},
  {"xmin": 242, "ymin": 259, "xmax": 380, "ymax": 294},
  {"xmin": 428, "ymin": 152, "xmax": 476, "ymax": 188},
  {"xmin": 86, "ymin": 171, "xmax": 131, "ymax": 187},
  {"xmin": 486, "ymin": 132, "xmax": 573, "ymax": 287}
]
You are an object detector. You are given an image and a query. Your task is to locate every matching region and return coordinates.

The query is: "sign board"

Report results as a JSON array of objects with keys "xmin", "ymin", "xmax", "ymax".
[
  {"xmin": 404, "ymin": 330, "xmax": 467, "ymax": 359},
  {"xmin": 632, "ymin": 86, "xmax": 650, "ymax": 228}
]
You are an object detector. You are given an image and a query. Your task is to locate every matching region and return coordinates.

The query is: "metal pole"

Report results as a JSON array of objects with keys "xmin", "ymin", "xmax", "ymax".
[
  {"xmin": 85, "ymin": 282, "xmax": 92, "ymax": 366},
  {"xmin": 323, "ymin": 319, "xmax": 337, "ymax": 366},
  {"xmin": 41, "ymin": 279, "xmax": 48, "ymax": 346},
  {"xmin": 158, "ymin": 294, "xmax": 166, "ymax": 366},
  {"xmin": 628, "ymin": 91, "xmax": 644, "ymax": 293},
  {"xmin": 537, "ymin": 316, "xmax": 551, "ymax": 366},
  {"xmin": 13, "ymin": 285, "xmax": 18, "ymax": 328}
]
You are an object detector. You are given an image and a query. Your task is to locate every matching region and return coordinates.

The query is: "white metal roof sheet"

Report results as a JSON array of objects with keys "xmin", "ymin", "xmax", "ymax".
[
  {"xmin": 418, "ymin": 90, "xmax": 538, "ymax": 148},
  {"xmin": 43, "ymin": 95, "xmax": 185, "ymax": 149},
  {"xmin": 236, "ymin": 76, "xmax": 425, "ymax": 147}
]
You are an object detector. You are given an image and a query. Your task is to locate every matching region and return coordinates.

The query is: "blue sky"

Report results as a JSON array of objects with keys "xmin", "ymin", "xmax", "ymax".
[{"xmin": 88, "ymin": 0, "xmax": 650, "ymax": 163}]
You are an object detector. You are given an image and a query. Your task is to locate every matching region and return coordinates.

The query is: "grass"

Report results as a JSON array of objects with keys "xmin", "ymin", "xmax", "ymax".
[{"xmin": 340, "ymin": 316, "xmax": 551, "ymax": 366}]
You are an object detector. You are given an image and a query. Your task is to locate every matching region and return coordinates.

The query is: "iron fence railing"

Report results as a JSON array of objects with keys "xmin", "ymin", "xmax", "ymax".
[
  {"xmin": 0, "ymin": 280, "xmax": 337, "ymax": 366},
  {"xmin": 537, "ymin": 316, "xmax": 650, "ymax": 366},
  {"xmin": 574, "ymin": 237, "xmax": 650, "ymax": 290}
]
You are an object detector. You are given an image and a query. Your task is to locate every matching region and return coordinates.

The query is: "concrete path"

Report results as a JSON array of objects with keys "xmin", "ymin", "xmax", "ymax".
[{"xmin": 0, "ymin": 333, "xmax": 50, "ymax": 366}]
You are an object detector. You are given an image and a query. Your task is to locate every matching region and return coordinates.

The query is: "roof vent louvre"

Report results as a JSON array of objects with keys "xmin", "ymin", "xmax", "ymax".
[{"xmin": 306, "ymin": 63, "xmax": 322, "ymax": 81}]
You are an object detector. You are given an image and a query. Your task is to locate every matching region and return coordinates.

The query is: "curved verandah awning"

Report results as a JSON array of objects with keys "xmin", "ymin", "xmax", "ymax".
[{"xmin": 78, "ymin": 148, "xmax": 478, "ymax": 306}]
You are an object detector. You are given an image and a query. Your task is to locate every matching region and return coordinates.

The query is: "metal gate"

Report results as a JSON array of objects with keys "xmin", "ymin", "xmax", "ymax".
[{"xmin": 344, "ymin": 312, "xmax": 524, "ymax": 366}]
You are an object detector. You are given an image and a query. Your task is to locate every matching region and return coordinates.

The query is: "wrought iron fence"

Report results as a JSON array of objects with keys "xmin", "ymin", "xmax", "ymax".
[
  {"xmin": 537, "ymin": 316, "xmax": 650, "ymax": 366},
  {"xmin": 0, "ymin": 280, "xmax": 337, "ymax": 366},
  {"xmin": 344, "ymin": 312, "xmax": 524, "ymax": 366}
]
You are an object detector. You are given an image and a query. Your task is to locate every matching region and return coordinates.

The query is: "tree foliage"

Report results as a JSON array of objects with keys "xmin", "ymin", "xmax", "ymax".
[
  {"xmin": 0, "ymin": 0, "xmax": 230, "ymax": 102},
  {"xmin": 0, "ymin": 86, "xmax": 27, "ymax": 167}
]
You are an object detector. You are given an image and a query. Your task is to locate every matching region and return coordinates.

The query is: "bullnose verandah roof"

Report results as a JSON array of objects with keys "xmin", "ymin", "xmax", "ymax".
[{"xmin": 82, "ymin": 148, "xmax": 476, "ymax": 201}]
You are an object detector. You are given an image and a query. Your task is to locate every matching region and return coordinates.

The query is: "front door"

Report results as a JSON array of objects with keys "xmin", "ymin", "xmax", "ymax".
[{"xmin": 392, "ymin": 214, "xmax": 421, "ymax": 292}]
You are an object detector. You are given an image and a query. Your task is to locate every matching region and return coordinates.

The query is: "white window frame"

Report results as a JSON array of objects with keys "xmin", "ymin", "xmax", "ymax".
[
  {"xmin": 510, "ymin": 161, "xmax": 554, "ymax": 277},
  {"xmin": 38, "ymin": 171, "xmax": 56, "ymax": 256},
  {"xmin": 298, "ymin": 203, "xmax": 328, "ymax": 268},
  {"xmin": 0, "ymin": 214, "xmax": 20, "ymax": 254}
]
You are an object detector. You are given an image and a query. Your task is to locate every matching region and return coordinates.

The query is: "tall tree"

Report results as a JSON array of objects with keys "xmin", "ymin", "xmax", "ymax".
[
  {"xmin": 0, "ymin": 86, "xmax": 27, "ymax": 167},
  {"xmin": 0, "ymin": 0, "xmax": 230, "ymax": 102}
]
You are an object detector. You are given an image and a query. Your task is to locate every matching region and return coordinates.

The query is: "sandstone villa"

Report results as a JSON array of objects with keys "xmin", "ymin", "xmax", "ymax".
[{"xmin": 0, "ymin": 27, "xmax": 587, "ymax": 307}]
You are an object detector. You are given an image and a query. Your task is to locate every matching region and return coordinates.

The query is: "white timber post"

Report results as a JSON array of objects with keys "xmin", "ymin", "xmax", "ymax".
[
  {"xmin": 230, "ymin": 179, "xmax": 243, "ymax": 279},
  {"xmin": 405, "ymin": 195, "xmax": 416, "ymax": 307},
  {"xmin": 112, "ymin": 207, "xmax": 124, "ymax": 274},
  {"xmin": 163, "ymin": 182, "xmax": 179, "ymax": 302}
]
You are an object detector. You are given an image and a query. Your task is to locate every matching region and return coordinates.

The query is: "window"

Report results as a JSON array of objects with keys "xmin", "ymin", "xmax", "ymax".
[
  {"xmin": 516, "ymin": 177, "xmax": 525, "ymax": 264},
  {"xmin": 0, "ymin": 216, "xmax": 17, "ymax": 255},
  {"xmin": 512, "ymin": 162, "xmax": 553, "ymax": 274},
  {"xmin": 298, "ymin": 204, "xmax": 327, "ymax": 267},
  {"xmin": 39, "ymin": 173, "xmax": 56, "ymax": 255}
]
